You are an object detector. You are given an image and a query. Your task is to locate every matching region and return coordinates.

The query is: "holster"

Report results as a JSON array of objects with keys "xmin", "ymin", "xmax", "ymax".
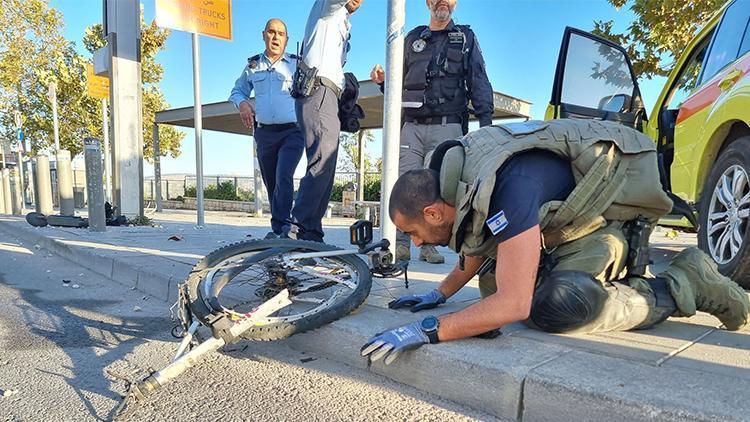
[
  {"xmin": 625, "ymin": 216, "xmax": 651, "ymax": 277},
  {"xmin": 291, "ymin": 61, "xmax": 319, "ymax": 98}
]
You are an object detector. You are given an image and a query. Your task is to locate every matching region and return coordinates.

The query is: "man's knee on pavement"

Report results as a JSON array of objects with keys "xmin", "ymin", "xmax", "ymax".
[{"xmin": 529, "ymin": 271, "xmax": 608, "ymax": 333}]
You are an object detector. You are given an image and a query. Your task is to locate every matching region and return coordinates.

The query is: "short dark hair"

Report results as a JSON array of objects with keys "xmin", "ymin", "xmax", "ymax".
[{"xmin": 389, "ymin": 169, "xmax": 442, "ymax": 221}]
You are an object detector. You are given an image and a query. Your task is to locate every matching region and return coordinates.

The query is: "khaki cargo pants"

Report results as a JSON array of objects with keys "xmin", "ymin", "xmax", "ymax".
[{"xmin": 478, "ymin": 221, "xmax": 677, "ymax": 334}]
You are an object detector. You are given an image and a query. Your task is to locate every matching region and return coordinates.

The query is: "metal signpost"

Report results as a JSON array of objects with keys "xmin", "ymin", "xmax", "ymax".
[
  {"xmin": 156, "ymin": 0, "xmax": 233, "ymax": 227},
  {"xmin": 14, "ymin": 110, "xmax": 25, "ymax": 212},
  {"xmin": 381, "ymin": 0, "xmax": 406, "ymax": 244},
  {"xmin": 48, "ymin": 82, "xmax": 60, "ymax": 151}
]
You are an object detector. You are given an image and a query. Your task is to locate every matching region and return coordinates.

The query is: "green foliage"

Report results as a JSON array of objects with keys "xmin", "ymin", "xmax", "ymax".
[
  {"xmin": 0, "ymin": 1, "xmax": 182, "ymax": 159},
  {"xmin": 128, "ymin": 215, "xmax": 154, "ymax": 226},
  {"xmin": 0, "ymin": 0, "xmax": 77, "ymax": 154},
  {"xmin": 330, "ymin": 177, "xmax": 381, "ymax": 202},
  {"xmin": 185, "ymin": 180, "xmax": 255, "ymax": 202},
  {"xmin": 593, "ymin": 0, "xmax": 725, "ymax": 80},
  {"xmin": 363, "ymin": 177, "xmax": 381, "ymax": 202},
  {"xmin": 337, "ymin": 130, "xmax": 380, "ymax": 173}
]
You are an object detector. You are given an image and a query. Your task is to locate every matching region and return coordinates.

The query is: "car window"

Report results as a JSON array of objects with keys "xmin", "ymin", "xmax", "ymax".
[
  {"xmin": 561, "ymin": 33, "xmax": 636, "ymax": 112},
  {"xmin": 666, "ymin": 38, "xmax": 711, "ymax": 110},
  {"xmin": 701, "ymin": 0, "xmax": 750, "ymax": 83},
  {"xmin": 740, "ymin": 16, "xmax": 750, "ymax": 57}
]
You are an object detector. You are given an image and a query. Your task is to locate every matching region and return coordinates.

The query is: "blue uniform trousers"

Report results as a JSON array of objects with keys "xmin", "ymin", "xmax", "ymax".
[
  {"xmin": 287, "ymin": 85, "xmax": 341, "ymax": 242},
  {"xmin": 254, "ymin": 125, "xmax": 304, "ymax": 235}
]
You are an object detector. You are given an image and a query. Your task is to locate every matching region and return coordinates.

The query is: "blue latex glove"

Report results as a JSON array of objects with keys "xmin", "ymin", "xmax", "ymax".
[
  {"xmin": 360, "ymin": 321, "xmax": 429, "ymax": 365},
  {"xmin": 388, "ymin": 289, "xmax": 446, "ymax": 312}
]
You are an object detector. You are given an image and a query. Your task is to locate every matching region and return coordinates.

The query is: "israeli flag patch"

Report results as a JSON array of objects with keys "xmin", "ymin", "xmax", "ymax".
[{"xmin": 486, "ymin": 210, "xmax": 509, "ymax": 235}]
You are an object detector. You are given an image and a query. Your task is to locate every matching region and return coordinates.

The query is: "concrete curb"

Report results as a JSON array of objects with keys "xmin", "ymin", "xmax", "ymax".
[{"xmin": 1, "ymin": 218, "xmax": 747, "ymax": 421}]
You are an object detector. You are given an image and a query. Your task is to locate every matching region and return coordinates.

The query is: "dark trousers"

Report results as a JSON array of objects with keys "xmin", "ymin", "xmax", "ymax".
[
  {"xmin": 288, "ymin": 85, "xmax": 341, "ymax": 242},
  {"xmin": 254, "ymin": 125, "xmax": 304, "ymax": 234}
]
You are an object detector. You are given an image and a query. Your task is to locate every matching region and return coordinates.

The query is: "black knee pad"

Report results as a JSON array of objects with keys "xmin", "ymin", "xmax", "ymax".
[{"xmin": 530, "ymin": 271, "xmax": 608, "ymax": 333}]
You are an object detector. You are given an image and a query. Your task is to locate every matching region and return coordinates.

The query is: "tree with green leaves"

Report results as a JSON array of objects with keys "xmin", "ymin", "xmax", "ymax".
[
  {"xmin": 83, "ymin": 18, "xmax": 184, "ymax": 162},
  {"xmin": 0, "ymin": 0, "xmax": 73, "ymax": 155},
  {"xmin": 593, "ymin": 0, "xmax": 725, "ymax": 80},
  {"xmin": 336, "ymin": 129, "xmax": 378, "ymax": 173},
  {"xmin": 0, "ymin": 0, "xmax": 182, "ymax": 160}
]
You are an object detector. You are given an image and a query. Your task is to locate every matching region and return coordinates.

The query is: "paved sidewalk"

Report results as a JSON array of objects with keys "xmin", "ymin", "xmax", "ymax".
[{"xmin": 0, "ymin": 210, "xmax": 748, "ymax": 421}]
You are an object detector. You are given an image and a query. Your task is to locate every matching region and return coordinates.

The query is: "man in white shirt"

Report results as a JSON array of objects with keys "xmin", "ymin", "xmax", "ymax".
[{"xmin": 283, "ymin": 0, "xmax": 363, "ymax": 242}]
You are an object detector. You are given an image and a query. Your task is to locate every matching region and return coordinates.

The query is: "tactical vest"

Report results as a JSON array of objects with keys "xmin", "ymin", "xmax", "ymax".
[
  {"xmin": 433, "ymin": 119, "xmax": 674, "ymax": 258},
  {"xmin": 402, "ymin": 24, "xmax": 474, "ymax": 118}
]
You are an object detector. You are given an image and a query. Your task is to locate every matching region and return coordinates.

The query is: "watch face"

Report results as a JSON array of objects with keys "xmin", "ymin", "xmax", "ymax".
[{"xmin": 421, "ymin": 316, "xmax": 438, "ymax": 331}]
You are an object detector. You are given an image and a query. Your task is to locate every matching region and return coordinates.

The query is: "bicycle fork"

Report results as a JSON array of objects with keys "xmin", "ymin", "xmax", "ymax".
[{"xmin": 112, "ymin": 290, "xmax": 292, "ymax": 420}]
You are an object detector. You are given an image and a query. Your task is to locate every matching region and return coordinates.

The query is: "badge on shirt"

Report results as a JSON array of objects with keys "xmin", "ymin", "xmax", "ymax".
[
  {"xmin": 412, "ymin": 38, "xmax": 427, "ymax": 53},
  {"xmin": 486, "ymin": 210, "xmax": 509, "ymax": 236},
  {"xmin": 248, "ymin": 60, "xmax": 258, "ymax": 70},
  {"xmin": 448, "ymin": 32, "xmax": 465, "ymax": 44}
]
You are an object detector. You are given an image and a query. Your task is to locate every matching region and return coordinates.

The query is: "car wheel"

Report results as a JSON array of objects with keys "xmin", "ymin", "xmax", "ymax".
[{"xmin": 698, "ymin": 136, "xmax": 750, "ymax": 288}]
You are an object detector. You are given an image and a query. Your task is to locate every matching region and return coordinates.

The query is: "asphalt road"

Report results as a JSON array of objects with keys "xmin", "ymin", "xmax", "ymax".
[{"xmin": 0, "ymin": 237, "xmax": 498, "ymax": 421}]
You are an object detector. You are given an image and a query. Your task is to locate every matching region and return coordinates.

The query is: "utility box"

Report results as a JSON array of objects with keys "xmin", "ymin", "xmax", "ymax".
[{"xmin": 342, "ymin": 183, "xmax": 356, "ymax": 217}]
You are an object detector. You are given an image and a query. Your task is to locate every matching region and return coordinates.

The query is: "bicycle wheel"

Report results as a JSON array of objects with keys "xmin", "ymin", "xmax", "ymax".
[{"xmin": 185, "ymin": 238, "xmax": 372, "ymax": 341}]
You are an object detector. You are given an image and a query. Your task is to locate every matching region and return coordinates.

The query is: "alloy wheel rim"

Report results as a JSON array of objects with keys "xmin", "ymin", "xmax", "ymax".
[{"xmin": 706, "ymin": 164, "xmax": 750, "ymax": 264}]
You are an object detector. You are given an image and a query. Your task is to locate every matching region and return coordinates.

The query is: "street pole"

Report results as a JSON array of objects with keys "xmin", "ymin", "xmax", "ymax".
[
  {"xmin": 357, "ymin": 130, "xmax": 365, "ymax": 202},
  {"xmin": 381, "ymin": 0, "xmax": 405, "ymax": 243},
  {"xmin": 253, "ymin": 139, "xmax": 263, "ymax": 217},
  {"xmin": 153, "ymin": 123, "xmax": 163, "ymax": 212},
  {"xmin": 192, "ymin": 32, "xmax": 205, "ymax": 227},
  {"xmin": 49, "ymin": 83, "xmax": 60, "ymax": 151},
  {"xmin": 14, "ymin": 111, "xmax": 25, "ymax": 212},
  {"xmin": 102, "ymin": 97, "xmax": 112, "ymax": 204}
]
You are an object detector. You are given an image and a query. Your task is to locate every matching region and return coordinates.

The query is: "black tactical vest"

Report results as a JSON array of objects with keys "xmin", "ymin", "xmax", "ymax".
[{"xmin": 402, "ymin": 23, "xmax": 474, "ymax": 119}]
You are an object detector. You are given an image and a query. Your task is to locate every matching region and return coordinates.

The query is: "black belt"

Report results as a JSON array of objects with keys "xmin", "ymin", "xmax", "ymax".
[
  {"xmin": 409, "ymin": 115, "xmax": 463, "ymax": 125},
  {"xmin": 318, "ymin": 77, "xmax": 342, "ymax": 99},
  {"xmin": 257, "ymin": 122, "xmax": 297, "ymax": 132}
]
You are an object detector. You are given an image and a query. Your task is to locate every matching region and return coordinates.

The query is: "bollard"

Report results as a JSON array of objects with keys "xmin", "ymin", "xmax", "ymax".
[
  {"xmin": 84, "ymin": 138, "xmax": 106, "ymax": 232},
  {"xmin": 10, "ymin": 167, "xmax": 23, "ymax": 215},
  {"xmin": 57, "ymin": 149, "xmax": 75, "ymax": 216},
  {"xmin": 34, "ymin": 155, "xmax": 53, "ymax": 215},
  {"xmin": 2, "ymin": 168, "xmax": 12, "ymax": 214},
  {"xmin": 0, "ymin": 171, "xmax": 5, "ymax": 214}
]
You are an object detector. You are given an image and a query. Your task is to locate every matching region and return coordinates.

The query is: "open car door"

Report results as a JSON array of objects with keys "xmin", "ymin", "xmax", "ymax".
[{"xmin": 548, "ymin": 27, "xmax": 647, "ymax": 130}]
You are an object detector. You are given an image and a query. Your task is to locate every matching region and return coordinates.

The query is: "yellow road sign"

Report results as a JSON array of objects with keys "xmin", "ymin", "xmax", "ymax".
[
  {"xmin": 155, "ymin": 0, "xmax": 233, "ymax": 41},
  {"xmin": 86, "ymin": 64, "xmax": 110, "ymax": 99}
]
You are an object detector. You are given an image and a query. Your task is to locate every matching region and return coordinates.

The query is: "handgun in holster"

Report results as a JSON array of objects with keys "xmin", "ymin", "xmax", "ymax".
[
  {"xmin": 625, "ymin": 216, "xmax": 651, "ymax": 277},
  {"xmin": 291, "ymin": 61, "xmax": 319, "ymax": 99}
]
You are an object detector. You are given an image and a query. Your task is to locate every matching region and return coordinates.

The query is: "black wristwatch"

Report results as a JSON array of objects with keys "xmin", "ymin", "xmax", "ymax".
[{"xmin": 420, "ymin": 316, "xmax": 440, "ymax": 344}]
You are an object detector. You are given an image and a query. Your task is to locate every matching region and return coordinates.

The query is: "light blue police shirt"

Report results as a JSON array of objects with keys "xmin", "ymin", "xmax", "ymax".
[
  {"xmin": 229, "ymin": 53, "xmax": 298, "ymax": 125},
  {"xmin": 300, "ymin": 0, "xmax": 351, "ymax": 90}
]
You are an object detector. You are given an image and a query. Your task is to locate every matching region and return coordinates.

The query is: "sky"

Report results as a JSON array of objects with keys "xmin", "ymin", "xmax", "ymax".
[{"xmin": 49, "ymin": 0, "xmax": 666, "ymax": 177}]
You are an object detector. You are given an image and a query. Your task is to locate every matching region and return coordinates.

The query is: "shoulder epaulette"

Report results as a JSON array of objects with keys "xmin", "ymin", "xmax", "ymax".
[
  {"xmin": 287, "ymin": 53, "xmax": 300, "ymax": 60},
  {"xmin": 247, "ymin": 54, "xmax": 261, "ymax": 65}
]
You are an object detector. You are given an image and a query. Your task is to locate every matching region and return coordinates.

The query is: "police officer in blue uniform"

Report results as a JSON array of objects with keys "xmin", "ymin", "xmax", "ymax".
[
  {"xmin": 371, "ymin": 0, "xmax": 493, "ymax": 264},
  {"xmin": 283, "ymin": 0, "xmax": 364, "ymax": 242},
  {"xmin": 229, "ymin": 18, "xmax": 304, "ymax": 239}
]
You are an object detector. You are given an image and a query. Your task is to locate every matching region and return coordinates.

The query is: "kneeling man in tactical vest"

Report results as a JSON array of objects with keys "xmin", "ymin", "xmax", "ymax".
[{"xmin": 361, "ymin": 119, "xmax": 750, "ymax": 365}]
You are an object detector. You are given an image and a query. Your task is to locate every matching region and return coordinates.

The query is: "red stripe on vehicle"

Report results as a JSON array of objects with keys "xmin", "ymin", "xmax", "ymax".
[{"xmin": 676, "ymin": 53, "xmax": 750, "ymax": 125}]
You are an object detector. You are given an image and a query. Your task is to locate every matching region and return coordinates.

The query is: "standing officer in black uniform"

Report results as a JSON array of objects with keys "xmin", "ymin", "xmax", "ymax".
[{"xmin": 371, "ymin": 0, "xmax": 494, "ymax": 264}]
